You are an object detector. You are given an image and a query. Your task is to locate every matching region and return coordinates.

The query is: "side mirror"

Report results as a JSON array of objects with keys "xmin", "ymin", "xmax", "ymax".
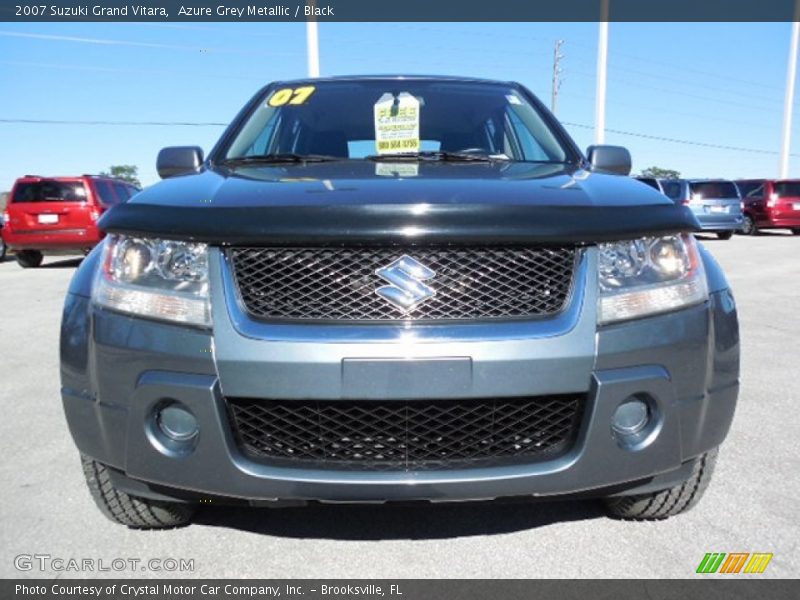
[
  {"xmin": 586, "ymin": 145, "xmax": 632, "ymax": 176},
  {"xmin": 156, "ymin": 146, "xmax": 204, "ymax": 179}
]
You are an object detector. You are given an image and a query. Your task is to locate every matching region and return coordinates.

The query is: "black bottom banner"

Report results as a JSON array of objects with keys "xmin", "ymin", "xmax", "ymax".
[{"xmin": 3, "ymin": 580, "xmax": 799, "ymax": 600}]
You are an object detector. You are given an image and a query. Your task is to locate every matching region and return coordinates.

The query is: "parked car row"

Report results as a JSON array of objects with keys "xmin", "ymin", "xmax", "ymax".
[
  {"xmin": 636, "ymin": 177, "xmax": 800, "ymax": 238},
  {"xmin": 0, "ymin": 174, "xmax": 139, "ymax": 267},
  {"xmin": 1, "ymin": 169, "xmax": 794, "ymax": 270}
]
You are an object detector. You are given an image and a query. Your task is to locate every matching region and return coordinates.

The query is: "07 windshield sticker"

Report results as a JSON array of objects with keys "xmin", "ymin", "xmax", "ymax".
[
  {"xmin": 267, "ymin": 86, "xmax": 316, "ymax": 107},
  {"xmin": 373, "ymin": 92, "xmax": 421, "ymax": 154}
]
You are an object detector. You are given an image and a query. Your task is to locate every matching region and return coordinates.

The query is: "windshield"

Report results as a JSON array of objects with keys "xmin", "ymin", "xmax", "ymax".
[
  {"xmin": 774, "ymin": 181, "xmax": 800, "ymax": 197},
  {"xmin": 223, "ymin": 80, "xmax": 572, "ymax": 163},
  {"xmin": 689, "ymin": 181, "xmax": 739, "ymax": 199},
  {"xmin": 11, "ymin": 180, "xmax": 87, "ymax": 203}
]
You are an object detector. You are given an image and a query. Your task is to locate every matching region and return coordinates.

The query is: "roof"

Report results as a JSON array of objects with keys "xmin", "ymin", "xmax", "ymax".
[
  {"xmin": 15, "ymin": 174, "xmax": 138, "ymax": 183},
  {"xmin": 266, "ymin": 74, "xmax": 518, "ymax": 87}
]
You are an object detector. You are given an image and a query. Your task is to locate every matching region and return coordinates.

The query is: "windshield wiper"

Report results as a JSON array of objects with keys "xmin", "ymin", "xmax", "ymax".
[
  {"xmin": 220, "ymin": 153, "xmax": 341, "ymax": 165},
  {"xmin": 365, "ymin": 151, "xmax": 506, "ymax": 163}
]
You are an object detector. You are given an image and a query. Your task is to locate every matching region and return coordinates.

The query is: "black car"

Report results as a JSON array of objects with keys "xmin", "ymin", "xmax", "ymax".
[{"xmin": 61, "ymin": 76, "xmax": 739, "ymax": 528}]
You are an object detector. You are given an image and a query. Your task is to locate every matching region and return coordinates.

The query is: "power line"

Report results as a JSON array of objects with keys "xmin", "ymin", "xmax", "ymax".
[
  {"xmin": 2, "ymin": 116, "xmax": 796, "ymax": 157},
  {"xmin": 563, "ymin": 67, "xmax": 784, "ymax": 114},
  {"xmin": 565, "ymin": 53, "xmax": 790, "ymax": 107},
  {"xmin": 0, "ymin": 118, "xmax": 227, "ymax": 127},
  {"xmin": 567, "ymin": 92, "xmax": 788, "ymax": 132},
  {"xmin": 382, "ymin": 24, "xmax": 789, "ymax": 93},
  {"xmin": 563, "ymin": 121, "xmax": 800, "ymax": 156},
  {"xmin": 0, "ymin": 30, "xmax": 302, "ymax": 58},
  {"xmin": 0, "ymin": 60, "xmax": 264, "ymax": 81}
]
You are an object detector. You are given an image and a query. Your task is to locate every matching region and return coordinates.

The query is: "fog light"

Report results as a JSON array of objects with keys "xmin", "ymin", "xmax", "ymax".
[
  {"xmin": 157, "ymin": 403, "xmax": 198, "ymax": 442},
  {"xmin": 611, "ymin": 398, "xmax": 650, "ymax": 436}
]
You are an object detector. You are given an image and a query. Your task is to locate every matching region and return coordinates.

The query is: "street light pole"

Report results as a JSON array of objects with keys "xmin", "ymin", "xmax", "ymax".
[
  {"xmin": 779, "ymin": 20, "xmax": 800, "ymax": 178},
  {"xmin": 306, "ymin": 20, "xmax": 320, "ymax": 78},
  {"xmin": 594, "ymin": 0, "xmax": 610, "ymax": 144}
]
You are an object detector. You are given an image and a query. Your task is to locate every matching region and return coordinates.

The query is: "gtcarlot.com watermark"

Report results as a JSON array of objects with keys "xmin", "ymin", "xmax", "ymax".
[{"xmin": 14, "ymin": 554, "xmax": 195, "ymax": 573}]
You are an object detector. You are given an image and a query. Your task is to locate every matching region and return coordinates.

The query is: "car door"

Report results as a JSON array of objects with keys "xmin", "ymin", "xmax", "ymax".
[{"xmin": 740, "ymin": 181, "xmax": 767, "ymax": 224}]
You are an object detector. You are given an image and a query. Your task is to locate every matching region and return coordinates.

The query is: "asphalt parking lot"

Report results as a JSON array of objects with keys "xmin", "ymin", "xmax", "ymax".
[{"xmin": 0, "ymin": 233, "xmax": 798, "ymax": 579}]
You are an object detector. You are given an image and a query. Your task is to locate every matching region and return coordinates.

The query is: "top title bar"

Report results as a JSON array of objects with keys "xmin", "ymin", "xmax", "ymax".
[{"xmin": 2, "ymin": 0, "xmax": 800, "ymax": 22}]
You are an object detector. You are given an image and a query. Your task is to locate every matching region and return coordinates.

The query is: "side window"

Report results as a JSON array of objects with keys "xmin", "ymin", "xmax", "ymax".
[
  {"xmin": 94, "ymin": 180, "xmax": 118, "ymax": 206},
  {"xmin": 246, "ymin": 113, "xmax": 281, "ymax": 156},
  {"xmin": 661, "ymin": 181, "xmax": 682, "ymax": 200},
  {"xmin": 127, "ymin": 185, "xmax": 140, "ymax": 198},
  {"xmin": 736, "ymin": 181, "xmax": 763, "ymax": 198},
  {"xmin": 112, "ymin": 182, "xmax": 131, "ymax": 202},
  {"xmin": 505, "ymin": 107, "xmax": 549, "ymax": 160},
  {"xmin": 746, "ymin": 184, "xmax": 764, "ymax": 199}
]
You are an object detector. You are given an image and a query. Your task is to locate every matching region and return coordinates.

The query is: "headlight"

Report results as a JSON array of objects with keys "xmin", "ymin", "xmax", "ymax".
[
  {"xmin": 598, "ymin": 234, "xmax": 707, "ymax": 324},
  {"xmin": 93, "ymin": 235, "xmax": 211, "ymax": 327}
]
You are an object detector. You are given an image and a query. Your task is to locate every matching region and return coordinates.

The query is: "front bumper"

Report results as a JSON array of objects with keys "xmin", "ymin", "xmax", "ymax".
[{"xmin": 60, "ymin": 249, "xmax": 740, "ymax": 503}]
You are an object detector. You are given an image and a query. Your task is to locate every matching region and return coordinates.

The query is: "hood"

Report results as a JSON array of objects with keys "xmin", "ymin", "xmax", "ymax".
[{"xmin": 99, "ymin": 161, "xmax": 699, "ymax": 245}]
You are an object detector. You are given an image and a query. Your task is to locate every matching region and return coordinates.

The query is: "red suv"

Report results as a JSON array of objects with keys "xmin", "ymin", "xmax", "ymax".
[
  {"xmin": 735, "ymin": 179, "xmax": 800, "ymax": 235},
  {"xmin": 2, "ymin": 175, "xmax": 140, "ymax": 268}
]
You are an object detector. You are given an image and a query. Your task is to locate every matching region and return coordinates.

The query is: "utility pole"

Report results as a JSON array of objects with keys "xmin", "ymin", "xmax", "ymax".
[
  {"xmin": 306, "ymin": 10, "xmax": 320, "ymax": 78},
  {"xmin": 594, "ymin": 0, "xmax": 609, "ymax": 144},
  {"xmin": 551, "ymin": 39, "xmax": 564, "ymax": 115},
  {"xmin": 779, "ymin": 19, "xmax": 800, "ymax": 178}
]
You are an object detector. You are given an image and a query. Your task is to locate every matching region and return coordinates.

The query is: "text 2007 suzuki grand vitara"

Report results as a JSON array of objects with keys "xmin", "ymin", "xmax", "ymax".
[{"xmin": 60, "ymin": 76, "xmax": 739, "ymax": 528}]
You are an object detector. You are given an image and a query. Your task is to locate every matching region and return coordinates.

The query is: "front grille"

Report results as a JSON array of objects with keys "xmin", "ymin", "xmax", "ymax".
[
  {"xmin": 229, "ymin": 246, "xmax": 577, "ymax": 322},
  {"xmin": 227, "ymin": 395, "xmax": 585, "ymax": 471}
]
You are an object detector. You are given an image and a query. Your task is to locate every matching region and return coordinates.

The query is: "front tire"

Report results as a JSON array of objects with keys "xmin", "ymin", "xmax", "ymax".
[
  {"xmin": 603, "ymin": 449, "xmax": 718, "ymax": 520},
  {"xmin": 81, "ymin": 455, "xmax": 195, "ymax": 529},
  {"xmin": 16, "ymin": 249, "xmax": 43, "ymax": 268},
  {"xmin": 792, "ymin": 228, "xmax": 800, "ymax": 235},
  {"xmin": 0, "ymin": 236, "xmax": 6, "ymax": 261},
  {"xmin": 740, "ymin": 215, "xmax": 757, "ymax": 235},
  {"xmin": 717, "ymin": 231, "xmax": 733, "ymax": 240}
]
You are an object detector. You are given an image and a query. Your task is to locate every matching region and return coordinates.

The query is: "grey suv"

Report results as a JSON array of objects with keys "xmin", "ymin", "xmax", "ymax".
[
  {"xmin": 61, "ymin": 76, "xmax": 739, "ymax": 528},
  {"xmin": 660, "ymin": 179, "xmax": 743, "ymax": 239}
]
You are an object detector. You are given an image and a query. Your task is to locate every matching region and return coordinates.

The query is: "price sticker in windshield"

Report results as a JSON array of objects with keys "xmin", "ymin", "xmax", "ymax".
[
  {"xmin": 267, "ymin": 86, "xmax": 316, "ymax": 107},
  {"xmin": 374, "ymin": 92, "xmax": 421, "ymax": 155}
]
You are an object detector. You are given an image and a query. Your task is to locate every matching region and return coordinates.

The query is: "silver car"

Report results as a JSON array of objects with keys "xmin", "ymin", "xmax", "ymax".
[{"xmin": 660, "ymin": 179, "xmax": 743, "ymax": 240}]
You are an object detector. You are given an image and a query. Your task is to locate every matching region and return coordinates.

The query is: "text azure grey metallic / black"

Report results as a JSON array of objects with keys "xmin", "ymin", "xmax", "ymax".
[{"xmin": 60, "ymin": 76, "xmax": 739, "ymax": 528}]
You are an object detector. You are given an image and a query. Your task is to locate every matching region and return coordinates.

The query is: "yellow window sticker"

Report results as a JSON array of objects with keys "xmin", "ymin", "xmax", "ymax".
[
  {"xmin": 267, "ymin": 86, "xmax": 316, "ymax": 107},
  {"xmin": 373, "ymin": 92, "xmax": 420, "ymax": 154}
]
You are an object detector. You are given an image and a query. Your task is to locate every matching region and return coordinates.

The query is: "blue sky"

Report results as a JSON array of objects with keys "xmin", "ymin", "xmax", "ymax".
[{"xmin": 0, "ymin": 21, "xmax": 798, "ymax": 191}]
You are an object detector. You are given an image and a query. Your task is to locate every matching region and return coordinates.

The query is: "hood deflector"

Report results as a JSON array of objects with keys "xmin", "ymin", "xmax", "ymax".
[{"xmin": 99, "ymin": 203, "xmax": 700, "ymax": 245}]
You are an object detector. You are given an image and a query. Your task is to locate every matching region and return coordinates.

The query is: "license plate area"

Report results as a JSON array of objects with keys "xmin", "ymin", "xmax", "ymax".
[
  {"xmin": 708, "ymin": 205, "xmax": 727, "ymax": 214},
  {"xmin": 37, "ymin": 214, "xmax": 59, "ymax": 224},
  {"xmin": 342, "ymin": 357, "xmax": 473, "ymax": 399}
]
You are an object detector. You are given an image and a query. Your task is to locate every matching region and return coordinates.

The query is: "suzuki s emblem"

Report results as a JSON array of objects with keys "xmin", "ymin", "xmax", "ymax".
[{"xmin": 375, "ymin": 255, "xmax": 436, "ymax": 312}]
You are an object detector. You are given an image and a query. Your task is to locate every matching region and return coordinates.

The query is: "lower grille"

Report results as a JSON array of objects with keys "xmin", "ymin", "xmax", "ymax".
[{"xmin": 227, "ymin": 395, "xmax": 585, "ymax": 471}]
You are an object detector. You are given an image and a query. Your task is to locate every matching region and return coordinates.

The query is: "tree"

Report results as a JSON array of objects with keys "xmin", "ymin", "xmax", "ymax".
[
  {"xmin": 638, "ymin": 166, "xmax": 680, "ymax": 179},
  {"xmin": 100, "ymin": 165, "xmax": 141, "ymax": 187}
]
